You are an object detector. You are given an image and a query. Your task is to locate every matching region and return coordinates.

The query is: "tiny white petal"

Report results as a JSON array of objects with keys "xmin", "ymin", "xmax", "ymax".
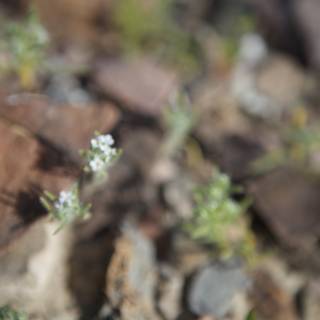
[
  {"xmin": 90, "ymin": 138, "xmax": 98, "ymax": 148},
  {"xmin": 89, "ymin": 156, "xmax": 105, "ymax": 172}
]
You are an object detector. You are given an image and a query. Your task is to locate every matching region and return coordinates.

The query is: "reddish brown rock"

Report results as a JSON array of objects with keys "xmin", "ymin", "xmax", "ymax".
[
  {"xmin": 249, "ymin": 168, "xmax": 320, "ymax": 250},
  {"xmin": 251, "ymin": 270, "xmax": 298, "ymax": 320},
  {"xmin": 94, "ymin": 57, "xmax": 179, "ymax": 116},
  {"xmin": 0, "ymin": 95, "xmax": 119, "ymax": 159},
  {"xmin": 0, "ymin": 119, "xmax": 73, "ymax": 250}
]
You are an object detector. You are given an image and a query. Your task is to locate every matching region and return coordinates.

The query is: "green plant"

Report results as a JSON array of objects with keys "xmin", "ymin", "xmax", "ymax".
[
  {"xmin": 0, "ymin": 306, "xmax": 27, "ymax": 320},
  {"xmin": 185, "ymin": 169, "xmax": 252, "ymax": 257},
  {"xmin": 41, "ymin": 133, "xmax": 120, "ymax": 233},
  {"xmin": 245, "ymin": 310, "xmax": 256, "ymax": 320},
  {"xmin": 162, "ymin": 91, "xmax": 196, "ymax": 157},
  {"xmin": 40, "ymin": 183, "xmax": 91, "ymax": 234},
  {"xmin": 0, "ymin": 9, "xmax": 48, "ymax": 88},
  {"xmin": 113, "ymin": 0, "xmax": 198, "ymax": 73}
]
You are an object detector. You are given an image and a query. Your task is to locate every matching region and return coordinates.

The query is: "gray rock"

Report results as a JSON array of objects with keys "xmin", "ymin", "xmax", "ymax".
[
  {"xmin": 106, "ymin": 223, "xmax": 161, "ymax": 320},
  {"xmin": 46, "ymin": 73, "xmax": 92, "ymax": 105},
  {"xmin": 188, "ymin": 259, "xmax": 250, "ymax": 317}
]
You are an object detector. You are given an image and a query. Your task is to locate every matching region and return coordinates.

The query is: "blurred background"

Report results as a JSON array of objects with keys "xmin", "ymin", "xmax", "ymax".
[{"xmin": 1, "ymin": 0, "xmax": 320, "ymax": 319}]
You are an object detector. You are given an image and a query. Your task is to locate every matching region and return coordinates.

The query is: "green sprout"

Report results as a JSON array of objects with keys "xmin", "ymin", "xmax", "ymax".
[
  {"xmin": 162, "ymin": 91, "xmax": 196, "ymax": 157},
  {"xmin": 113, "ymin": 0, "xmax": 199, "ymax": 73},
  {"xmin": 0, "ymin": 306, "xmax": 28, "ymax": 320},
  {"xmin": 185, "ymin": 170, "xmax": 252, "ymax": 257},
  {"xmin": 40, "ymin": 184, "xmax": 91, "ymax": 234},
  {"xmin": 0, "ymin": 9, "xmax": 48, "ymax": 89},
  {"xmin": 245, "ymin": 310, "xmax": 257, "ymax": 320}
]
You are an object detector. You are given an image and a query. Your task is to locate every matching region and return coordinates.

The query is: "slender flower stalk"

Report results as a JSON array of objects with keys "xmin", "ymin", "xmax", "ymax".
[{"xmin": 40, "ymin": 132, "xmax": 120, "ymax": 233}]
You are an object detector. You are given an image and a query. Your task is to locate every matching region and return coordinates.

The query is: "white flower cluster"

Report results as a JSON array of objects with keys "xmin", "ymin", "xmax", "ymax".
[
  {"xmin": 90, "ymin": 134, "xmax": 114, "ymax": 152},
  {"xmin": 87, "ymin": 134, "xmax": 118, "ymax": 174}
]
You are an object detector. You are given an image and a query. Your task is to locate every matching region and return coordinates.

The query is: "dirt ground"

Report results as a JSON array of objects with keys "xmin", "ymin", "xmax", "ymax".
[{"xmin": 1, "ymin": 1, "xmax": 320, "ymax": 320}]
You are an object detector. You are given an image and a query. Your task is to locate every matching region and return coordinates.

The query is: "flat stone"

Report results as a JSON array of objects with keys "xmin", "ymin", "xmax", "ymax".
[
  {"xmin": 249, "ymin": 168, "xmax": 320, "ymax": 249},
  {"xmin": 256, "ymin": 55, "xmax": 306, "ymax": 107},
  {"xmin": 0, "ymin": 220, "xmax": 76, "ymax": 318},
  {"xmin": 94, "ymin": 57, "xmax": 178, "ymax": 116},
  {"xmin": 188, "ymin": 259, "xmax": 249, "ymax": 318},
  {"xmin": 0, "ymin": 94, "xmax": 119, "ymax": 159},
  {"xmin": 251, "ymin": 270, "xmax": 298, "ymax": 320}
]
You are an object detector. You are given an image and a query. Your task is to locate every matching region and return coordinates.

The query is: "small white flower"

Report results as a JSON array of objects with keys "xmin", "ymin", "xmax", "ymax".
[
  {"xmin": 90, "ymin": 138, "xmax": 98, "ymax": 149},
  {"xmin": 54, "ymin": 190, "xmax": 73, "ymax": 210},
  {"xmin": 89, "ymin": 156, "xmax": 106, "ymax": 172},
  {"xmin": 105, "ymin": 146, "xmax": 117, "ymax": 159},
  {"xmin": 59, "ymin": 191, "xmax": 72, "ymax": 203},
  {"xmin": 99, "ymin": 134, "xmax": 114, "ymax": 146},
  {"xmin": 90, "ymin": 134, "xmax": 114, "ymax": 152}
]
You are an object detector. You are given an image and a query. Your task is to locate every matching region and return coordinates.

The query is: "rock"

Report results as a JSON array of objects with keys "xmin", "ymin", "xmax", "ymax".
[
  {"xmin": 238, "ymin": 33, "xmax": 268, "ymax": 68},
  {"xmin": 163, "ymin": 174, "xmax": 194, "ymax": 220},
  {"xmin": 304, "ymin": 279, "xmax": 320, "ymax": 320},
  {"xmin": 188, "ymin": 259, "xmax": 250, "ymax": 318},
  {"xmin": 33, "ymin": 0, "xmax": 115, "ymax": 46},
  {"xmin": 233, "ymin": 34, "xmax": 306, "ymax": 120},
  {"xmin": 251, "ymin": 0, "xmax": 306, "ymax": 64},
  {"xmin": 0, "ymin": 220, "xmax": 77, "ymax": 319},
  {"xmin": 0, "ymin": 119, "xmax": 74, "ymax": 250},
  {"xmin": 45, "ymin": 73, "xmax": 92, "ymax": 105},
  {"xmin": 216, "ymin": 134, "xmax": 264, "ymax": 180},
  {"xmin": 158, "ymin": 265, "xmax": 184, "ymax": 320},
  {"xmin": 0, "ymin": 94, "xmax": 119, "ymax": 160},
  {"xmin": 174, "ymin": 234, "xmax": 210, "ymax": 276},
  {"xmin": 94, "ymin": 57, "xmax": 179, "ymax": 116},
  {"xmin": 253, "ymin": 0, "xmax": 320, "ymax": 73},
  {"xmin": 251, "ymin": 270, "xmax": 299, "ymax": 320},
  {"xmin": 256, "ymin": 55, "xmax": 306, "ymax": 107},
  {"xmin": 150, "ymin": 157, "xmax": 177, "ymax": 183},
  {"xmin": 248, "ymin": 168, "xmax": 320, "ymax": 251},
  {"xmin": 105, "ymin": 223, "xmax": 161, "ymax": 320},
  {"xmin": 295, "ymin": 0, "xmax": 320, "ymax": 72},
  {"xmin": 232, "ymin": 66, "xmax": 280, "ymax": 120}
]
